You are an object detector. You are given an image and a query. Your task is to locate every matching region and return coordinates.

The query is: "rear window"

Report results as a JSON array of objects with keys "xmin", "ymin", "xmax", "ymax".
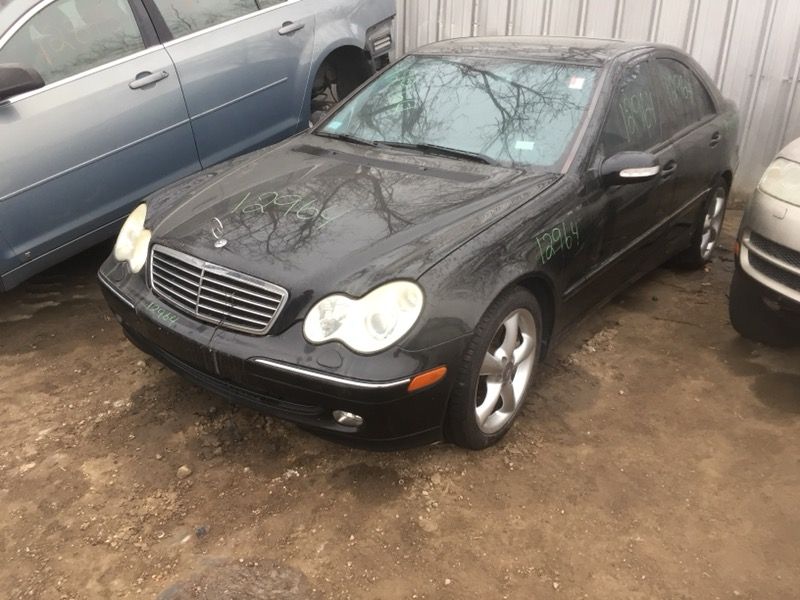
[{"xmin": 654, "ymin": 58, "xmax": 716, "ymax": 137}]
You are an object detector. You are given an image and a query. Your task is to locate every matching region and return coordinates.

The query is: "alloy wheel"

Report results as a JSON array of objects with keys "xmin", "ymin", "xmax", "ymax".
[
  {"xmin": 475, "ymin": 308, "xmax": 538, "ymax": 434},
  {"xmin": 700, "ymin": 187, "xmax": 727, "ymax": 260}
]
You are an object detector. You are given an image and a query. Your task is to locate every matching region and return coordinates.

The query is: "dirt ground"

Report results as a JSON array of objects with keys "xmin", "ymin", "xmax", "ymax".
[{"xmin": 1, "ymin": 211, "xmax": 798, "ymax": 600}]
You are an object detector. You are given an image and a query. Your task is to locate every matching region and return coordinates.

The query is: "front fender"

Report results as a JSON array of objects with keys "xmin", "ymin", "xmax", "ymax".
[{"xmin": 406, "ymin": 183, "xmax": 576, "ymax": 353}]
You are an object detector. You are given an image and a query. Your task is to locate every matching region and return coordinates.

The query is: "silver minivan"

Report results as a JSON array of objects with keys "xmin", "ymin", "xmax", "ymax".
[
  {"xmin": 730, "ymin": 138, "xmax": 800, "ymax": 346},
  {"xmin": 0, "ymin": 0, "xmax": 394, "ymax": 291}
]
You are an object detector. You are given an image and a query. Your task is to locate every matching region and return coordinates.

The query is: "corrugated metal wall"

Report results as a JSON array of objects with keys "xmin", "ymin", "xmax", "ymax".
[{"xmin": 395, "ymin": 0, "xmax": 800, "ymax": 201}]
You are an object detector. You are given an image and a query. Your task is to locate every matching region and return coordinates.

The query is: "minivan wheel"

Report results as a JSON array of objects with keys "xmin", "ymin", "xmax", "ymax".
[
  {"xmin": 445, "ymin": 288, "xmax": 542, "ymax": 450},
  {"xmin": 729, "ymin": 265, "xmax": 795, "ymax": 347},
  {"xmin": 673, "ymin": 179, "xmax": 729, "ymax": 269}
]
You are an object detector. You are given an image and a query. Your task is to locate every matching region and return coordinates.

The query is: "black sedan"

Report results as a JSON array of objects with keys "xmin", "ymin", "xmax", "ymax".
[{"xmin": 99, "ymin": 37, "xmax": 738, "ymax": 449}]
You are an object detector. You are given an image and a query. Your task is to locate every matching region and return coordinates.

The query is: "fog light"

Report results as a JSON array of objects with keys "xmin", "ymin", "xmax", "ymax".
[{"xmin": 333, "ymin": 410, "xmax": 364, "ymax": 427}]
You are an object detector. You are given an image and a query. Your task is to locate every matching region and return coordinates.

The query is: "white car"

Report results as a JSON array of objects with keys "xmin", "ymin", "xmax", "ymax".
[{"xmin": 730, "ymin": 138, "xmax": 800, "ymax": 346}]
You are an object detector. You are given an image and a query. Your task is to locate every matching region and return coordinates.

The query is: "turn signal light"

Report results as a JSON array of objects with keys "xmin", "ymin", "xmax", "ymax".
[
  {"xmin": 734, "ymin": 240, "xmax": 741, "ymax": 256},
  {"xmin": 408, "ymin": 366, "xmax": 447, "ymax": 392}
]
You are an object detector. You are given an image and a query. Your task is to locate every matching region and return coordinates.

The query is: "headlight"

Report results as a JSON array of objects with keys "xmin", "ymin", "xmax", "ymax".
[
  {"xmin": 303, "ymin": 281, "xmax": 424, "ymax": 354},
  {"xmin": 759, "ymin": 158, "xmax": 800, "ymax": 205},
  {"xmin": 114, "ymin": 204, "xmax": 151, "ymax": 274}
]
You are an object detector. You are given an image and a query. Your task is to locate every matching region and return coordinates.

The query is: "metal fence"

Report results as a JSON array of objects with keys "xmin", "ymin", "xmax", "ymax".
[{"xmin": 395, "ymin": 0, "xmax": 800, "ymax": 201}]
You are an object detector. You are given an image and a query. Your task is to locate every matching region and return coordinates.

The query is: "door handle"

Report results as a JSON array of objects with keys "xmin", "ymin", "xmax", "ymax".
[
  {"xmin": 278, "ymin": 21, "xmax": 305, "ymax": 35},
  {"xmin": 661, "ymin": 160, "xmax": 678, "ymax": 179},
  {"xmin": 710, "ymin": 132, "xmax": 722, "ymax": 147},
  {"xmin": 129, "ymin": 70, "xmax": 169, "ymax": 90}
]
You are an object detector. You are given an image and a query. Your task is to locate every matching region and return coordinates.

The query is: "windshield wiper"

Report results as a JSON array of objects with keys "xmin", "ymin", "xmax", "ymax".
[
  {"xmin": 376, "ymin": 141, "xmax": 498, "ymax": 165},
  {"xmin": 315, "ymin": 131, "xmax": 377, "ymax": 147}
]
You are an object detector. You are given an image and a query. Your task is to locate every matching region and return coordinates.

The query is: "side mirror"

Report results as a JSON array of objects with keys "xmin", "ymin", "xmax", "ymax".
[
  {"xmin": 600, "ymin": 151, "xmax": 661, "ymax": 186},
  {"xmin": 0, "ymin": 63, "xmax": 45, "ymax": 103}
]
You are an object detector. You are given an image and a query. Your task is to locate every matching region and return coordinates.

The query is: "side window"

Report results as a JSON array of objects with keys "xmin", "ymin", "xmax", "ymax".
[
  {"xmin": 0, "ymin": 0, "xmax": 145, "ymax": 86},
  {"xmin": 152, "ymin": 0, "xmax": 278, "ymax": 38},
  {"xmin": 654, "ymin": 58, "xmax": 716, "ymax": 137},
  {"xmin": 599, "ymin": 61, "xmax": 662, "ymax": 157}
]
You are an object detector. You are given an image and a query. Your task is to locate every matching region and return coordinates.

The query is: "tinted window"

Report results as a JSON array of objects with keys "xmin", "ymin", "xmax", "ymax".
[
  {"xmin": 152, "ymin": 0, "xmax": 278, "ymax": 38},
  {"xmin": 0, "ymin": 0, "xmax": 144, "ymax": 85},
  {"xmin": 599, "ymin": 61, "xmax": 662, "ymax": 156},
  {"xmin": 655, "ymin": 58, "xmax": 716, "ymax": 137},
  {"xmin": 319, "ymin": 55, "xmax": 599, "ymax": 169}
]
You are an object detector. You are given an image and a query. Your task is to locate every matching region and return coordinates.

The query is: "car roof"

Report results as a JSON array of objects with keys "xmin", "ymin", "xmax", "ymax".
[
  {"xmin": 414, "ymin": 35, "xmax": 671, "ymax": 66},
  {"xmin": 0, "ymin": 0, "xmax": 39, "ymax": 40}
]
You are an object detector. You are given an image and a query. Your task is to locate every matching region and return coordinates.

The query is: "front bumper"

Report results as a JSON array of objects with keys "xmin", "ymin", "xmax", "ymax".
[
  {"xmin": 740, "ymin": 189, "xmax": 800, "ymax": 306},
  {"xmin": 98, "ymin": 261, "xmax": 468, "ymax": 447}
]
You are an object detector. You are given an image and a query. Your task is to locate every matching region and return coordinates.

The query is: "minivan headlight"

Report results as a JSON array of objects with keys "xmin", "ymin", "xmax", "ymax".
[
  {"xmin": 759, "ymin": 158, "xmax": 800, "ymax": 205},
  {"xmin": 114, "ymin": 204, "xmax": 151, "ymax": 274},
  {"xmin": 303, "ymin": 281, "xmax": 424, "ymax": 354}
]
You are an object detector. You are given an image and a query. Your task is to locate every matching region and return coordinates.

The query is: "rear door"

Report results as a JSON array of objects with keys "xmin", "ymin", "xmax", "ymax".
[
  {"xmin": 651, "ymin": 56, "xmax": 722, "ymax": 244},
  {"xmin": 147, "ymin": 0, "xmax": 317, "ymax": 168},
  {"xmin": 0, "ymin": 0, "xmax": 200, "ymax": 279}
]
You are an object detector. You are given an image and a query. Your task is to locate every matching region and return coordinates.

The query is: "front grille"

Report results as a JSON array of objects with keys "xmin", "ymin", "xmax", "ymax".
[
  {"xmin": 749, "ymin": 253, "xmax": 800, "ymax": 293},
  {"xmin": 749, "ymin": 232, "xmax": 800, "ymax": 269},
  {"xmin": 149, "ymin": 245, "xmax": 288, "ymax": 335}
]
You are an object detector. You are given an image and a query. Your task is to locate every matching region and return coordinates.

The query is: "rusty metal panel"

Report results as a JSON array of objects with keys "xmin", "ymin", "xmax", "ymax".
[{"xmin": 396, "ymin": 0, "xmax": 800, "ymax": 198}]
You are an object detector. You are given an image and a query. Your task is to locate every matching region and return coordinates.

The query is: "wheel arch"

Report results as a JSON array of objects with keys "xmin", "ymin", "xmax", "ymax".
[
  {"xmin": 302, "ymin": 41, "xmax": 374, "ymax": 120},
  {"xmin": 438, "ymin": 269, "xmax": 559, "ymax": 448},
  {"xmin": 508, "ymin": 272, "xmax": 558, "ymax": 360}
]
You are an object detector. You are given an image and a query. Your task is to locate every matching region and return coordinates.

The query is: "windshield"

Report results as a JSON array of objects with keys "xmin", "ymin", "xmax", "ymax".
[{"xmin": 317, "ymin": 55, "xmax": 599, "ymax": 169}]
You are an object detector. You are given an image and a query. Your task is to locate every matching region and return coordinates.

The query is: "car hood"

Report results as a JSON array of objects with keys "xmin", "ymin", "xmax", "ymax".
[{"xmin": 146, "ymin": 136, "xmax": 558, "ymax": 317}]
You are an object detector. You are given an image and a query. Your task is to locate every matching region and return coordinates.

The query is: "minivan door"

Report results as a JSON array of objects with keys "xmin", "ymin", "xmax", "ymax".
[{"xmin": 149, "ymin": 0, "xmax": 317, "ymax": 168}]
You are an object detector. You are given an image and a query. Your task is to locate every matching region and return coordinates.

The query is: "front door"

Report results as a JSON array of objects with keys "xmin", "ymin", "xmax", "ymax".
[
  {"xmin": 0, "ymin": 0, "xmax": 200, "ymax": 283},
  {"xmin": 563, "ymin": 58, "xmax": 678, "ymax": 307},
  {"xmin": 148, "ymin": 0, "xmax": 317, "ymax": 168}
]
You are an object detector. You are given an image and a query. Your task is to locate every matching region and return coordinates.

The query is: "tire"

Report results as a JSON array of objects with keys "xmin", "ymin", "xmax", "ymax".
[
  {"xmin": 673, "ymin": 177, "xmax": 729, "ymax": 269},
  {"xmin": 445, "ymin": 288, "xmax": 543, "ymax": 450},
  {"xmin": 729, "ymin": 265, "xmax": 796, "ymax": 347}
]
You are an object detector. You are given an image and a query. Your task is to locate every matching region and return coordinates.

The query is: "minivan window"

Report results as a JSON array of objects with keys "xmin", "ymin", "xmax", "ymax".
[
  {"xmin": 0, "ymin": 0, "xmax": 144, "ymax": 86},
  {"xmin": 152, "ymin": 0, "xmax": 276, "ymax": 38},
  {"xmin": 654, "ymin": 58, "xmax": 716, "ymax": 137},
  {"xmin": 599, "ymin": 61, "xmax": 663, "ymax": 156}
]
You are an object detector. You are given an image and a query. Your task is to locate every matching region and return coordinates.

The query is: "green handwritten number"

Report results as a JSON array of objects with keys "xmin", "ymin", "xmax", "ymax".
[
  {"xmin": 230, "ymin": 189, "xmax": 357, "ymax": 230},
  {"xmin": 145, "ymin": 302, "xmax": 178, "ymax": 328},
  {"xmin": 270, "ymin": 195, "xmax": 300, "ymax": 217},
  {"xmin": 542, "ymin": 234, "xmax": 555, "ymax": 262},
  {"xmin": 534, "ymin": 221, "xmax": 580, "ymax": 265},
  {"xmin": 535, "ymin": 236, "xmax": 545, "ymax": 262},
  {"xmin": 231, "ymin": 192, "xmax": 251, "ymax": 214},
  {"xmin": 295, "ymin": 198, "xmax": 321, "ymax": 220},
  {"xmin": 242, "ymin": 203, "xmax": 263, "ymax": 214},
  {"xmin": 258, "ymin": 191, "xmax": 279, "ymax": 208},
  {"xmin": 562, "ymin": 223, "xmax": 572, "ymax": 249},
  {"xmin": 552, "ymin": 227, "xmax": 563, "ymax": 252}
]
